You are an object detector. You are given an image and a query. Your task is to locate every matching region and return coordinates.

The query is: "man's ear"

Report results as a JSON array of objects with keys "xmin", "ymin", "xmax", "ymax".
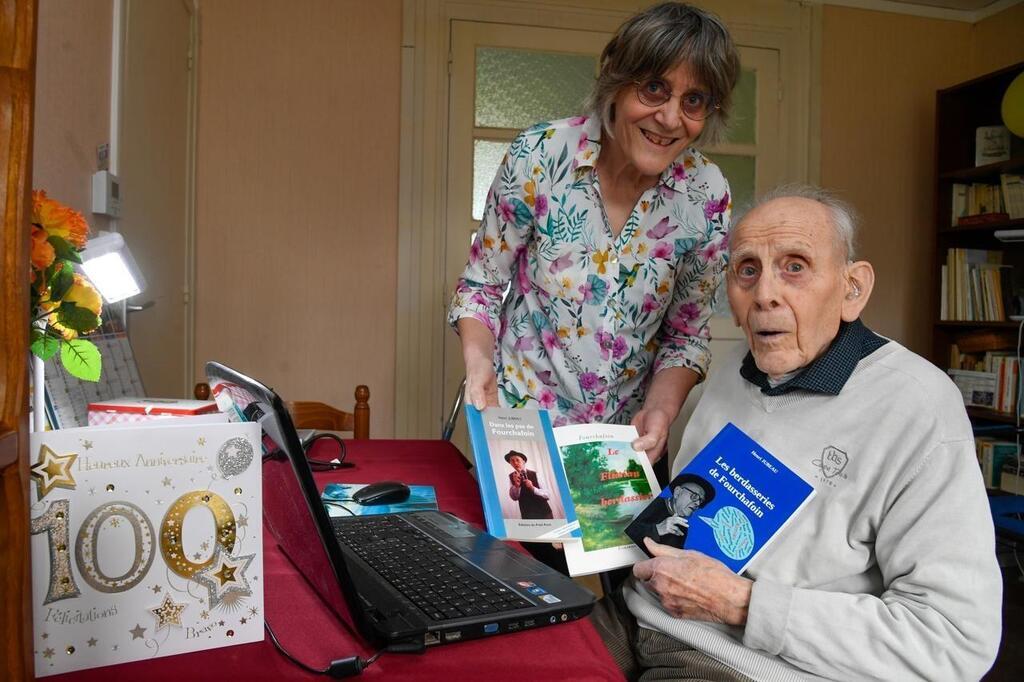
[{"xmin": 841, "ymin": 260, "xmax": 875, "ymax": 322}]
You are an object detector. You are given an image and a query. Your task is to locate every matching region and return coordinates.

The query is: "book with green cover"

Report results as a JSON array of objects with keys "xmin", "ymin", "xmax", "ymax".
[{"xmin": 464, "ymin": 406, "xmax": 661, "ymax": 576}]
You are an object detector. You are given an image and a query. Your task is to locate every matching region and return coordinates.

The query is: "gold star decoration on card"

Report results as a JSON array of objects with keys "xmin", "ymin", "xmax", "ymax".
[
  {"xmin": 150, "ymin": 585, "xmax": 162, "ymax": 594},
  {"xmin": 161, "ymin": 476, "xmax": 172, "ymax": 487},
  {"xmin": 42, "ymin": 647, "xmax": 55, "ymax": 659},
  {"xmin": 198, "ymin": 437, "xmax": 206, "ymax": 446},
  {"xmin": 30, "ymin": 445, "xmax": 78, "ymax": 500},
  {"xmin": 237, "ymin": 515, "xmax": 249, "ymax": 528},
  {"xmin": 213, "ymin": 563, "xmax": 237, "ymax": 586},
  {"xmin": 81, "ymin": 440, "xmax": 93, "ymax": 450},
  {"xmin": 150, "ymin": 594, "xmax": 187, "ymax": 631},
  {"xmin": 192, "ymin": 545, "xmax": 255, "ymax": 609},
  {"xmin": 129, "ymin": 624, "xmax": 146, "ymax": 640},
  {"xmin": 87, "ymin": 637, "xmax": 97, "ymax": 647}
]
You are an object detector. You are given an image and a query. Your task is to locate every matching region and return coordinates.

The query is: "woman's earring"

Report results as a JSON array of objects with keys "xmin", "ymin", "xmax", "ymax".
[{"xmin": 847, "ymin": 284, "xmax": 861, "ymax": 300}]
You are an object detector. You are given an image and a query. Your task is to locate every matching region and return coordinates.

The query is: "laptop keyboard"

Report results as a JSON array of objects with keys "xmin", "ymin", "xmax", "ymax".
[{"xmin": 333, "ymin": 515, "xmax": 534, "ymax": 621}]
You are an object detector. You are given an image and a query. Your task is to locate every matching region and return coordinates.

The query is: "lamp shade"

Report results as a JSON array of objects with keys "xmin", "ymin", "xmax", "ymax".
[
  {"xmin": 1003, "ymin": 71, "xmax": 1024, "ymax": 138},
  {"xmin": 79, "ymin": 231, "xmax": 147, "ymax": 303}
]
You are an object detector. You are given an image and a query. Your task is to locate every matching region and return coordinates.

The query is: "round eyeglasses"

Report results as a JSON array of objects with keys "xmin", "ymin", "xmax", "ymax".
[
  {"xmin": 634, "ymin": 78, "xmax": 719, "ymax": 121},
  {"xmin": 673, "ymin": 485, "xmax": 706, "ymax": 506}
]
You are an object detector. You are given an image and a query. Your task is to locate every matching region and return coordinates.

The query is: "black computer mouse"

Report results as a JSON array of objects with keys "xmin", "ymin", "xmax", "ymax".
[{"xmin": 352, "ymin": 481, "xmax": 411, "ymax": 505}]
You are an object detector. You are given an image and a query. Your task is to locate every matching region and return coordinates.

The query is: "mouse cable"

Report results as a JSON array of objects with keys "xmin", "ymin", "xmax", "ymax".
[
  {"xmin": 322, "ymin": 499, "xmax": 356, "ymax": 516},
  {"xmin": 265, "ymin": 620, "xmax": 382, "ymax": 678},
  {"xmin": 304, "ymin": 432, "xmax": 354, "ymax": 470}
]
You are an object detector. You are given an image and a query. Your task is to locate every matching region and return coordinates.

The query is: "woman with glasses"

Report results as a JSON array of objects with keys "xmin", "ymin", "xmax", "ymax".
[{"xmin": 449, "ymin": 2, "xmax": 739, "ymax": 476}]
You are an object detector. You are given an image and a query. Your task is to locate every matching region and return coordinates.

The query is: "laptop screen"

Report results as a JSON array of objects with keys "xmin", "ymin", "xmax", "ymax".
[{"xmin": 205, "ymin": 361, "xmax": 370, "ymax": 639}]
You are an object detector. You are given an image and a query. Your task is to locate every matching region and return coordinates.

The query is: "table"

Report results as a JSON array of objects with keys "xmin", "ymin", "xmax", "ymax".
[{"xmin": 50, "ymin": 439, "xmax": 623, "ymax": 681}]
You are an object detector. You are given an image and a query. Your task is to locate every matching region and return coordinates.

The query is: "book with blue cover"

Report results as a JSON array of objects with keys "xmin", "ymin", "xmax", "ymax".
[
  {"xmin": 321, "ymin": 483, "xmax": 438, "ymax": 517},
  {"xmin": 464, "ymin": 406, "xmax": 662, "ymax": 576},
  {"xmin": 625, "ymin": 422, "xmax": 815, "ymax": 575}
]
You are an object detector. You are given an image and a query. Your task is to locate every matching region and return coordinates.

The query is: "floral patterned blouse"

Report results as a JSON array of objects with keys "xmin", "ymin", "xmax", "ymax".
[{"xmin": 448, "ymin": 115, "xmax": 730, "ymax": 427}]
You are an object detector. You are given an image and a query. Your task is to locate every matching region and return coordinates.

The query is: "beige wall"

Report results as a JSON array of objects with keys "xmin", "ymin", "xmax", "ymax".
[
  {"xmin": 32, "ymin": 0, "xmax": 112, "ymax": 233},
  {"xmin": 30, "ymin": 1, "xmax": 1024, "ymax": 437},
  {"xmin": 972, "ymin": 1, "xmax": 1024, "ymax": 76},
  {"xmin": 819, "ymin": 4, "xmax": 1023, "ymax": 356},
  {"xmin": 194, "ymin": 0, "xmax": 401, "ymax": 435}
]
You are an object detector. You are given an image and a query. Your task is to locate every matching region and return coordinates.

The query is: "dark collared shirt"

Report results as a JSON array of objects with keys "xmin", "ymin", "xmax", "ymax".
[{"xmin": 740, "ymin": 319, "xmax": 889, "ymax": 396}]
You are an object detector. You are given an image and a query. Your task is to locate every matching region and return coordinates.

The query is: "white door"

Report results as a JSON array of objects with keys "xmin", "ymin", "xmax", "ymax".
[
  {"xmin": 119, "ymin": 0, "xmax": 195, "ymax": 397},
  {"xmin": 445, "ymin": 21, "xmax": 610, "ymax": 454},
  {"xmin": 667, "ymin": 46, "xmax": 784, "ymax": 458}
]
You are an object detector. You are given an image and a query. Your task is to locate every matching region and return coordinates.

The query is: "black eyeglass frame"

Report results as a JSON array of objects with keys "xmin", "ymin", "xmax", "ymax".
[{"xmin": 632, "ymin": 79, "xmax": 720, "ymax": 122}]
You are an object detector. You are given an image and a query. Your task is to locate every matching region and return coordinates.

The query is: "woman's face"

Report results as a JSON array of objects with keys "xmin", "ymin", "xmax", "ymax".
[{"xmin": 608, "ymin": 61, "xmax": 707, "ymax": 178}]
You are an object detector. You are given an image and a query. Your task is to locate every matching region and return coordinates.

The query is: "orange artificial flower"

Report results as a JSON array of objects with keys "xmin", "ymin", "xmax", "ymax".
[
  {"xmin": 32, "ymin": 190, "xmax": 89, "ymax": 248},
  {"xmin": 31, "ymin": 225, "xmax": 56, "ymax": 271},
  {"xmin": 47, "ymin": 274, "xmax": 103, "ymax": 340}
]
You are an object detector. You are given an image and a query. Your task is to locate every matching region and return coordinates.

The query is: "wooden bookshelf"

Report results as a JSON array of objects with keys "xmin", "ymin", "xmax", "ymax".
[
  {"xmin": 966, "ymin": 406, "xmax": 1019, "ymax": 426},
  {"xmin": 934, "ymin": 62, "xmax": 1024, "ymax": 429}
]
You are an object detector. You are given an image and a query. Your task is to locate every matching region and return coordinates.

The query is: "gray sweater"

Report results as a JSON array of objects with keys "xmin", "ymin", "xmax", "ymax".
[{"xmin": 624, "ymin": 340, "xmax": 1002, "ymax": 681}]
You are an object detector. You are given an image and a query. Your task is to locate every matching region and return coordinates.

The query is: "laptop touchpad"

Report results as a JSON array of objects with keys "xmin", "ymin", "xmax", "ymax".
[{"xmin": 472, "ymin": 548, "xmax": 547, "ymax": 577}]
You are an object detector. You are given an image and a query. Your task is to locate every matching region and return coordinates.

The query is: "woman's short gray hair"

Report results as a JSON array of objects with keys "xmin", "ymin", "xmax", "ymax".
[
  {"xmin": 584, "ymin": 2, "xmax": 740, "ymax": 147},
  {"xmin": 735, "ymin": 184, "xmax": 860, "ymax": 261}
]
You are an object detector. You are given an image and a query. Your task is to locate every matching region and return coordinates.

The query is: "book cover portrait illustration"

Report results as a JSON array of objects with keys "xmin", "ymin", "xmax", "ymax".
[{"xmin": 626, "ymin": 422, "xmax": 815, "ymax": 574}]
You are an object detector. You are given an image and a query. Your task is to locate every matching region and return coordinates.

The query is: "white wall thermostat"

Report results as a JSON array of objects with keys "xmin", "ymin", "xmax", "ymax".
[{"xmin": 92, "ymin": 170, "xmax": 121, "ymax": 217}]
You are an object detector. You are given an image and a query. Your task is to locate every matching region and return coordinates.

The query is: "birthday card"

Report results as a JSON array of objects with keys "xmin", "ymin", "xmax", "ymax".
[{"xmin": 29, "ymin": 420, "xmax": 263, "ymax": 676}]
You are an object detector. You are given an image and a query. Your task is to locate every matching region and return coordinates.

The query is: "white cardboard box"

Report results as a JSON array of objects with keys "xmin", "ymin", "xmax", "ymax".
[{"xmin": 87, "ymin": 398, "xmax": 218, "ymax": 426}]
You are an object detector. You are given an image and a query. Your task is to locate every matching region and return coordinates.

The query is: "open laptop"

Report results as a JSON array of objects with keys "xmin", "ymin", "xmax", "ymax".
[{"xmin": 205, "ymin": 361, "xmax": 595, "ymax": 650}]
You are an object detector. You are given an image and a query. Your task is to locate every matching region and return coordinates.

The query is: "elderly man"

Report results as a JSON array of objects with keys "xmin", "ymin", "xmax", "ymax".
[
  {"xmin": 627, "ymin": 474, "xmax": 715, "ymax": 551},
  {"xmin": 592, "ymin": 186, "xmax": 1002, "ymax": 681},
  {"xmin": 505, "ymin": 450, "xmax": 554, "ymax": 520}
]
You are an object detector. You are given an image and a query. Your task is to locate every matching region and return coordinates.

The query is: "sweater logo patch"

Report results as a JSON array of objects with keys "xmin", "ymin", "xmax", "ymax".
[{"xmin": 813, "ymin": 446, "xmax": 848, "ymax": 486}]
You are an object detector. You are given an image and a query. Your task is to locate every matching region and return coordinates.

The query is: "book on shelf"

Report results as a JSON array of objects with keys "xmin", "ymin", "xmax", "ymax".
[
  {"xmin": 975, "ymin": 437, "xmax": 1019, "ymax": 489},
  {"xmin": 624, "ymin": 423, "xmax": 815, "ymax": 575},
  {"xmin": 940, "ymin": 265, "xmax": 948, "ymax": 320},
  {"xmin": 950, "ymin": 180, "xmax": 1016, "ymax": 226},
  {"xmin": 464, "ymin": 405, "xmax": 661, "ymax": 576},
  {"xmin": 975, "ymin": 125, "xmax": 1011, "ymax": 166},
  {"xmin": 951, "ymin": 183, "xmax": 969, "ymax": 226},
  {"xmin": 949, "ymin": 347, "xmax": 1022, "ymax": 415},
  {"xmin": 1001, "ymin": 174, "xmax": 1024, "ymax": 220},
  {"xmin": 1000, "ymin": 461, "xmax": 1024, "ymax": 495},
  {"xmin": 948, "ymin": 368, "xmax": 998, "ymax": 409},
  {"xmin": 942, "ymin": 248, "xmax": 1011, "ymax": 322}
]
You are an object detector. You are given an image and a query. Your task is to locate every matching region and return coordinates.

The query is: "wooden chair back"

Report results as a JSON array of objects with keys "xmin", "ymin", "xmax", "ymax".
[
  {"xmin": 194, "ymin": 383, "xmax": 370, "ymax": 439},
  {"xmin": 287, "ymin": 385, "xmax": 370, "ymax": 439}
]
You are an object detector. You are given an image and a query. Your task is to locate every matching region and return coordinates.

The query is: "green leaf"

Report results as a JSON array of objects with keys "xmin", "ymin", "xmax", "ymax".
[
  {"xmin": 31, "ymin": 333, "xmax": 60, "ymax": 361},
  {"xmin": 510, "ymin": 198, "xmax": 533, "ymax": 228},
  {"xmin": 48, "ymin": 235, "xmax": 83, "ymax": 264},
  {"xmin": 56, "ymin": 302, "xmax": 101, "ymax": 333},
  {"xmin": 49, "ymin": 263, "xmax": 74, "ymax": 301},
  {"xmin": 61, "ymin": 339, "xmax": 102, "ymax": 382}
]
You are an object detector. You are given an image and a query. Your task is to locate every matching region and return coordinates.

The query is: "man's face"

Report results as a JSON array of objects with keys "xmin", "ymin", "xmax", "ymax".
[
  {"xmin": 671, "ymin": 482, "xmax": 705, "ymax": 517},
  {"xmin": 508, "ymin": 455, "xmax": 526, "ymax": 471},
  {"xmin": 727, "ymin": 197, "xmax": 849, "ymax": 379}
]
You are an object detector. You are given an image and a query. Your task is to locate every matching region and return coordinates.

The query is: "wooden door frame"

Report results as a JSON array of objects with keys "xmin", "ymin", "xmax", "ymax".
[
  {"xmin": 395, "ymin": 0, "xmax": 818, "ymax": 439},
  {"xmin": 1, "ymin": 0, "xmax": 37, "ymax": 677}
]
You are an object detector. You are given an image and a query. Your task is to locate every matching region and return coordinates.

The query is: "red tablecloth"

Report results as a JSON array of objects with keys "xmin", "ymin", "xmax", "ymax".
[{"xmin": 49, "ymin": 439, "xmax": 623, "ymax": 681}]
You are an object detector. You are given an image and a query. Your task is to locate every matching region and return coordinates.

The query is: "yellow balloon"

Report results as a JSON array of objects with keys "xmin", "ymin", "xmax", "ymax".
[{"xmin": 1003, "ymin": 71, "xmax": 1024, "ymax": 138}]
